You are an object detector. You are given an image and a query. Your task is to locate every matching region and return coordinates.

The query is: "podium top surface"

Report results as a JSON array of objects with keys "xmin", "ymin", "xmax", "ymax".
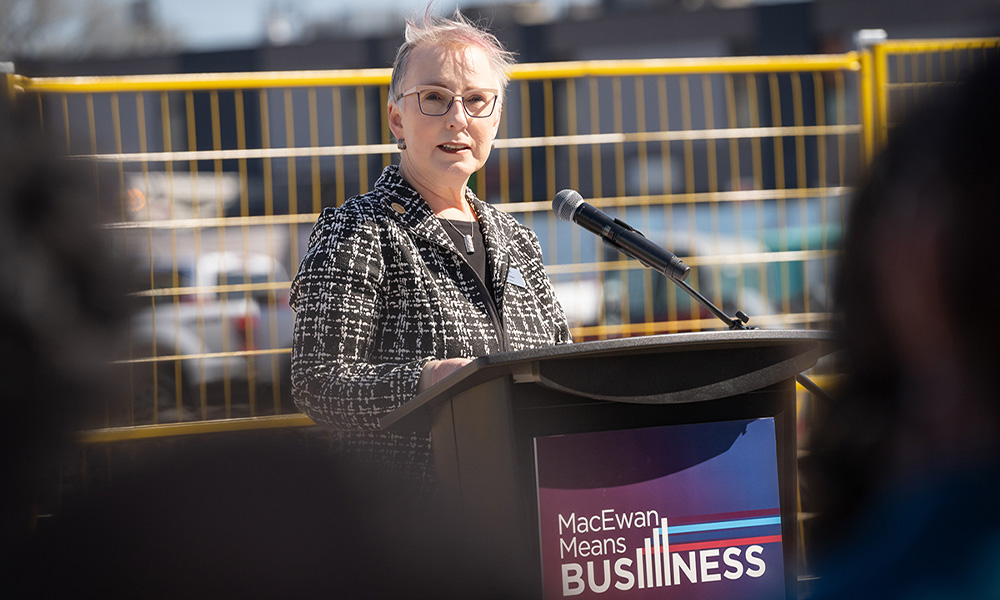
[{"xmin": 380, "ymin": 329, "xmax": 836, "ymax": 431}]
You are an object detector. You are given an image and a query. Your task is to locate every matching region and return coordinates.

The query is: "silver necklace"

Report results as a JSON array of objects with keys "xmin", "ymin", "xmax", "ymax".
[{"xmin": 441, "ymin": 218, "xmax": 476, "ymax": 254}]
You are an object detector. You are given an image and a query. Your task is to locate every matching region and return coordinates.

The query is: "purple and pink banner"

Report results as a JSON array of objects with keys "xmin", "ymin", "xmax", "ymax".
[{"xmin": 534, "ymin": 418, "xmax": 785, "ymax": 599}]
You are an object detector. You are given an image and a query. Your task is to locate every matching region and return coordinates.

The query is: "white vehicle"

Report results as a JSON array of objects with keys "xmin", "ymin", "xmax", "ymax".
[
  {"xmin": 127, "ymin": 252, "xmax": 293, "ymax": 421},
  {"xmin": 194, "ymin": 252, "xmax": 294, "ymax": 394}
]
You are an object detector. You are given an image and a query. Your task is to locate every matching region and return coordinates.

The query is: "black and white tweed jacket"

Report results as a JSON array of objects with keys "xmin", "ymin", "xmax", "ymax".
[{"xmin": 290, "ymin": 166, "xmax": 571, "ymax": 476}]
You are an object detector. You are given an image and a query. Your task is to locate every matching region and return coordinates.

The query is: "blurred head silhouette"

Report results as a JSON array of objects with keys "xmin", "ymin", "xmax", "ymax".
[
  {"xmin": 0, "ymin": 93, "xmax": 524, "ymax": 597},
  {"xmin": 806, "ymin": 55, "xmax": 1000, "ymax": 598},
  {"xmin": 0, "ymin": 94, "xmax": 129, "ymax": 544}
]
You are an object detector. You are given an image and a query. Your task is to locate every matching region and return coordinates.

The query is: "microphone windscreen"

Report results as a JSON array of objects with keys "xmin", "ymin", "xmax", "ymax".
[{"xmin": 552, "ymin": 189, "xmax": 585, "ymax": 222}]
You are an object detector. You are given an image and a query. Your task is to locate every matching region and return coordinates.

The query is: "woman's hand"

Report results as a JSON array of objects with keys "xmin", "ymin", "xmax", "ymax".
[{"xmin": 417, "ymin": 357, "xmax": 473, "ymax": 393}]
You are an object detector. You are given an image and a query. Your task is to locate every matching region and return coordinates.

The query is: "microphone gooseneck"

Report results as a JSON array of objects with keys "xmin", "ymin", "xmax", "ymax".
[{"xmin": 552, "ymin": 189, "xmax": 754, "ymax": 330}]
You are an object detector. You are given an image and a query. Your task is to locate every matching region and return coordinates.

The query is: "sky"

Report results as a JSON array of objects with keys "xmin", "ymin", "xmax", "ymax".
[
  {"xmin": 94, "ymin": 0, "xmax": 806, "ymax": 53},
  {"xmin": 150, "ymin": 0, "xmax": 588, "ymax": 50}
]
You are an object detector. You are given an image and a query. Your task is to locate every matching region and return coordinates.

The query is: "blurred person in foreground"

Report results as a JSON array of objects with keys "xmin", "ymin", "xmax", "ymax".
[
  {"xmin": 805, "ymin": 56, "xmax": 1000, "ymax": 598},
  {"xmin": 290, "ymin": 10, "xmax": 571, "ymax": 482},
  {"xmin": 0, "ymin": 95, "xmax": 519, "ymax": 599},
  {"xmin": 0, "ymin": 94, "xmax": 128, "ymax": 554}
]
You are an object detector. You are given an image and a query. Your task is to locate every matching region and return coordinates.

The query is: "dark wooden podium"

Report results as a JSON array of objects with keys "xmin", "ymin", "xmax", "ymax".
[{"xmin": 381, "ymin": 329, "xmax": 833, "ymax": 598}]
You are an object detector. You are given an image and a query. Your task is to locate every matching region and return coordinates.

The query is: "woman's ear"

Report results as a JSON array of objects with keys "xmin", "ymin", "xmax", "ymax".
[{"xmin": 387, "ymin": 101, "xmax": 405, "ymax": 141}]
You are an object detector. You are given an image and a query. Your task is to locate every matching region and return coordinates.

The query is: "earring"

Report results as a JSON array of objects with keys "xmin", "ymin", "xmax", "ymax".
[
  {"xmin": 397, "ymin": 139, "xmax": 406, "ymax": 151},
  {"xmin": 491, "ymin": 141, "xmax": 496, "ymax": 151}
]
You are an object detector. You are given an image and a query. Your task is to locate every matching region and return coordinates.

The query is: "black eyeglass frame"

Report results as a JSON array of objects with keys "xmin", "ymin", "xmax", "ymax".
[{"xmin": 395, "ymin": 85, "xmax": 500, "ymax": 118}]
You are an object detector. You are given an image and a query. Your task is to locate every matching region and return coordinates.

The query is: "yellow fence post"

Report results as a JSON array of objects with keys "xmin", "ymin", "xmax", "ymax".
[{"xmin": 871, "ymin": 42, "xmax": 890, "ymax": 150}]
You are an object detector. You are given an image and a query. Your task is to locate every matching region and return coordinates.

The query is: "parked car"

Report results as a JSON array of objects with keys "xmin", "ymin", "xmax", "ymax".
[
  {"xmin": 194, "ymin": 251, "xmax": 294, "ymax": 399},
  {"xmin": 125, "ymin": 252, "xmax": 293, "ymax": 423}
]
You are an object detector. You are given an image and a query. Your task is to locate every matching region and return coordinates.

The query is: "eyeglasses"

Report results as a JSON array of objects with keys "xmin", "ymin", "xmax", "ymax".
[{"xmin": 396, "ymin": 85, "xmax": 499, "ymax": 118}]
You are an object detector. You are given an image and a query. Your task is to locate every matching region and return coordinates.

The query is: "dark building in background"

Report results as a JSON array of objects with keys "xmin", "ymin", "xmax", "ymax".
[{"xmin": 13, "ymin": 1, "xmax": 1000, "ymax": 76}]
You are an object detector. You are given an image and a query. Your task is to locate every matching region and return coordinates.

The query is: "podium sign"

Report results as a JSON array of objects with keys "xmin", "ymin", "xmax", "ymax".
[
  {"xmin": 382, "ymin": 330, "xmax": 833, "ymax": 599},
  {"xmin": 535, "ymin": 418, "xmax": 785, "ymax": 599}
]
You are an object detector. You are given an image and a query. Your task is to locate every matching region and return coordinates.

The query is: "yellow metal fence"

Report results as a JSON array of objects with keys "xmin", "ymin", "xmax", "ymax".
[{"xmin": 5, "ymin": 39, "xmax": 997, "ymax": 441}]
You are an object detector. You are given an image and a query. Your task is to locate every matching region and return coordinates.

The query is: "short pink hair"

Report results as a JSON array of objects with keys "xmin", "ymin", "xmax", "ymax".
[{"xmin": 388, "ymin": 8, "xmax": 516, "ymax": 107}]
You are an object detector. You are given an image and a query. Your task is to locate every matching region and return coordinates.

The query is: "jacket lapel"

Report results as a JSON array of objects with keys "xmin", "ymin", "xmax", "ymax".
[
  {"xmin": 377, "ymin": 169, "xmax": 457, "ymax": 256},
  {"xmin": 375, "ymin": 166, "xmax": 511, "ymax": 303}
]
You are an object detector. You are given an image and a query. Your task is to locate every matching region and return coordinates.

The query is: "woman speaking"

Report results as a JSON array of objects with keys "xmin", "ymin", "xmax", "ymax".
[{"xmin": 290, "ymin": 11, "xmax": 572, "ymax": 481}]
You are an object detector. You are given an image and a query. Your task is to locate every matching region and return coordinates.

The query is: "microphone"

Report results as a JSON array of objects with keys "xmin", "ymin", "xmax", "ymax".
[{"xmin": 552, "ymin": 189, "xmax": 690, "ymax": 282}]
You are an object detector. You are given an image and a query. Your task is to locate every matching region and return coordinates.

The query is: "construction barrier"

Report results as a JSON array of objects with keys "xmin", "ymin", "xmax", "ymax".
[{"xmin": 4, "ymin": 37, "xmax": 996, "ymax": 440}]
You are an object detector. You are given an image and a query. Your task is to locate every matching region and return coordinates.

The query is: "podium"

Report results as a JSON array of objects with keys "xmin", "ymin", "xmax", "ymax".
[{"xmin": 381, "ymin": 329, "xmax": 833, "ymax": 599}]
